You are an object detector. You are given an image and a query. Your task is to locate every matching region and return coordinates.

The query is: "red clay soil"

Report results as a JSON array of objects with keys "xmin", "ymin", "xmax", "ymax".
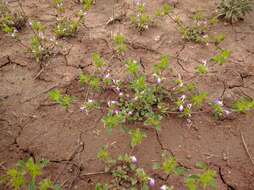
[{"xmin": 1, "ymin": 0, "xmax": 254, "ymax": 189}]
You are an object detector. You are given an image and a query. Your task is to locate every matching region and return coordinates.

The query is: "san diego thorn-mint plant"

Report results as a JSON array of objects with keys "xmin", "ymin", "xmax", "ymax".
[{"xmin": 0, "ymin": 1, "xmax": 27, "ymax": 35}]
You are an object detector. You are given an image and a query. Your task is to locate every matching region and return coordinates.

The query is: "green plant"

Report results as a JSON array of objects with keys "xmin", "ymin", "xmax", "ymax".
[
  {"xmin": 185, "ymin": 165, "xmax": 217, "ymax": 190},
  {"xmin": 155, "ymin": 3, "xmax": 173, "ymax": 17},
  {"xmin": 49, "ymin": 90, "xmax": 73, "ymax": 110},
  {"xmin": 53, "ymin": 0, "xmax": 85, "ymax": 38},
  {"xmin": 211, "ymin": 50, "xmax": 231, "ymax": 65},
  {"xmin": 0, "ymin": 158, "xmax": 61, "ymax": 190},
  {"xmin": 233, "ymin": 98, "xmax": 254, "ymax": 113},
  {"xmin": 196, "ymin": 64, "xmax": 208, "ymax": 75},
  {"xmin": 153, "ymin": 152, "xmax": 187, "ymax": 176},
  {"xmin": 129, "ymin": 128, "xmax": 147, "ymax": 148},
  {"xmin": 30, "ymin": 21, "xmax": 58, "ymax": 63},
  {"xmin": 113, "ymin": 34, "xmax": 128, "ymax": 54},
  {"xmin": 97, "ymin": 148, "xmax": 153, "ymax": 189},
  {"xmin": 0, "ymin": 1, "xmax": 27, "ymax": 35},
  {"xmin": 54, "ymin": 18, "xmax": 80, "ymax": 38},
  {"xmin": 179, "ymin": 25, "xmax": 207, "ymax": 43},
  {"xmin": 212, "ymin": 33, "xmax": 225, "ymax": 46},
  {"xmin": 218, "ymin": 0, "xmax": 253, "ymax": 23},
  {"xmin": 130, "ymin": 3, "xmax": 152, "ymax": 32},
  {"xmin": 81, "ymin": 0, "xmax": 94, "ymax": 11},
  {"xmin": 191, "ymin": 92, "xmax": 208, "ymax": 108}
]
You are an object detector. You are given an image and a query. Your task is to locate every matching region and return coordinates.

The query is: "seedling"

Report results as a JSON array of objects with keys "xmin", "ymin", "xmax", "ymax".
[
  {"xmin": 113, "ymin": 34, "xmax": 128, "ymax": 54},
  {"xmin": 191, "ymin": 92, "xmax": 208, "ymax": 108},
  {"xmin": 196, "ymin": 64, "xmax": 208, "ymax": 75},
  {"xmin": 53, "ymin": 0, "xmax": 86, "ymax": 38},
  {"xmin": 218, "ymin": 0, "xmax": 253, "ymax": 23},
  {"xmin": 0, "ymin": 158, "xmax": 61, "ymax": 190},
  {"xmin": 129, "ymin": 128, "xmax": 147, "ymax": 148},
  {"xmin": 155, "ymin": 3, "xmax": 173, "ymax": 17},
  {"xmin": 232, "ymin": 98, "xmax": 254, "ymax": 113},
  {"xmin": 49, "ymin": 90, "xmax": 73, "ymax": 110},
  {"xmin": 81, "ymin": 0, "xmax": 94, "ymax": 11},
  {"xmin": 130, "ymin": 3, "xmax": 152, "ymax": 32},
  {"xmin": 211, "ymin": 50, "xmax": 231, "ymax": 65},
  {"xmin": 153, "ymin": 152, "xmax": 187, "ymax": 176},
  {"xmin": 97, "ymin": 148, "xmax": 153, "ymax": 189},
  {"xmin": 54, "ymin": 19, "xmax": 80, "ymax": 38},
  {"xmin": 0, "ymin": 1, "xmax": 27, "ymax": 35},
  {"xmin": 30, "ymin": 21, "xmax": 58, "ymax": 63}
]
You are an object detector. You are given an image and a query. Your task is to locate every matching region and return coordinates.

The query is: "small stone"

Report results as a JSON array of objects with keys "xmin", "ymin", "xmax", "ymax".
[{"xmin": 186, "ymin": 154, "xmax": 192, "ymax": 159}]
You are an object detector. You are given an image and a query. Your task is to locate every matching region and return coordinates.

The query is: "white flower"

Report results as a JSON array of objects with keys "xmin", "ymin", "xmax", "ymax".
[
  {"xmin": 130, "ymin": 156, "xmax": 137, "ymax": 163},
  {"xmin": 201, "ymin": 59, "xmax": 207, "ymax": 65},
  {"xmin": 148, "ymin": 178, "xmax": 155, "ymax": 187},
  {"xmin": 160, "ymin": 185, "xmax": 168, "ymax": 190},
  {"xmin": 224, "ymin": 110, "xmax": 231, "ymax": 115},
  {"xmin": 180, "ymin": 95, "xmax": 186, "ymax": 101},
  {"xmin": 214, "ymin": 99, "xmax": 223, "ymax": 106},
  {"xmin": 105, "ymin": 73, "xmax": 110, "ymax": 79},
  {"xmin": 157, "ymin": 77, "xmax": 162, "ymax": 84},
  {"xmin": 88, "ymin": 99, "xmax": 93, "ymax": 103},
  {"xmin": 119, "ymin": 92, "xmax": 123, "ymax": 96}
]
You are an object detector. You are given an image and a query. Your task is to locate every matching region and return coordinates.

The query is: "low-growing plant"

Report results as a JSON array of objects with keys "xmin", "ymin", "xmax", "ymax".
[
  {"xmin": 153, "ymin": 152, "xmax": 187, "ymax": 176},
  {"xmin": 0, "ymin": 1, "xmax": 27, "ymax": 35},
  {"xmin": 153, "ymin": 153, "xmax": 217, "ymax": 190},
  {"xmin": 196, "ymin": 64, "xmax": 208, "ymax": 75},
  {"xmin": 211, "ymin": 49, "xmax": 231, "ymax": 65},
  {"xmin": 232, "ymin": 98, "xmax": 254, "ymax": 113},
  {"xmin": 130, "ymin": 3, "xmax": 171, "ymax": 32},
  {"xmin": 218, "ymin": 0, "xmax": 253, "ymax": 23},
  {"xmin": 185, "ymin": 162, "xmax": 217, "ymax": 190},
  {"xmin": 130, "ymin": 3, "xmax": 152, "ymax": 32},
  {"xmin": 113, "ymin": 34, "xmax": 128, "ymax": 54},
  {"xmin": 97, "ymin": 148, "xmax": 154, "ymax": 189},
  {"xmin": 49, "ymin": 90, "xmax": 73, "ymax": 110},
  {"xmin": 0, "ymin": 158, "xmax": 61, "ymax": 190},
  {"xmin": 80, "ymin": 0, "xmax": 94, "ymax": 11},
  {"xmin": 53, "ymin": 0, "xmax": 86, "ymax": 38},
  {"xmin": 129, "ymin": 128, "xmax": 147, "ymax": 148}
]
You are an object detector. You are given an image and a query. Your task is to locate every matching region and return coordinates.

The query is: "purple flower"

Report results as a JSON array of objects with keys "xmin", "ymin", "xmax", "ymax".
[
  {"xmin": 80, "ymin": 106, "xmax": 85, "ymax": 112},
  {"xmin": 214, "ymin": 99, "xmax": 223, "ymax": 106},
  {"xmin": 114, "ymin": 110, "xmax": 120, "ymax": 115},
  {"xmin": 179, "ymin": 105, "xmax": 184, "ymax": 112},
  {"xmin": 148, "ymin": 178, "xmax": 155, "ymax": 187}
]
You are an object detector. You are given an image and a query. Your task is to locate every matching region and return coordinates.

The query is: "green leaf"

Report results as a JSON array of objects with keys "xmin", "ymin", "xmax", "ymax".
[
  {"xmin": 191, "ymin": 92, "xmax": 208, "ymax": 108},
  {"xmin": 129, "ymin": 128, "xmax": 147, "ymax": 148},
  {"xmin": 152, "ymin": 163, "xmax": 161, "ymax": 170},
  {"xmin": 199, "ymin": 169, "xmax": 217, "ymax": 189},
  {"xmin": 175, "ymin": 166, "xmax": 188, "ymax": 176},
  {"xmin": 195, "ymin": 161, "xmax": 208, "ymax": 170},
  {"xmin": 26, "ymin": 158, "xmax": 42, "ymax": 179},
  {"xmin": 162, "ymin": 157, "xmax": 177, "ymax": 175},
  {"xmin": 92, "ymin": 53, "xmax": 106, "ymax": 68},
  {"xmin": 232, "ymin": 98, "xmax": 254, "ymax": 113},
  {"xmin": 212, "ymin": 50, "xmax": 231, "ymax": 65},
  {"xmin": 7, "ymin": 168, "xmax": 25, "ymax": 190}
]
